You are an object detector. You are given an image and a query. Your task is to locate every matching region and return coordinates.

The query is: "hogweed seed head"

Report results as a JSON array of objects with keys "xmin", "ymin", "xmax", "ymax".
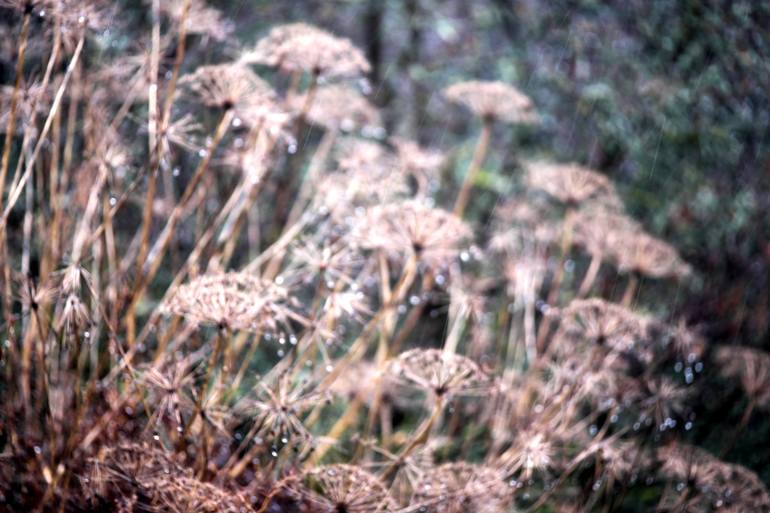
[
  {"xmin": 243, "ymin": 23, "xmax": 370, "ymax": 79},
  {"xmin": 388, "ymin": 349, "xmax": 493, "ymax": 401},
  {"xmin": 444, "ymin": 80, "xmax": 537, "ymax": 124},
  {"xmin": 161, "ymin": 272, "xmax": 305, "ymax": 335}
]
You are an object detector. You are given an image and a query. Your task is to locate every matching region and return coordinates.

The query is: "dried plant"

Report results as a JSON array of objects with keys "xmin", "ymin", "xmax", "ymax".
[
  {"xmin": 353, "ymin": 199, "xmax": 472, "ymax": 270},
  {"xmin": 242, "ymin": 23, "xmax": 371, "ymax": 79},
  {"xmin": 284, "ymin": 464, "xmax": 396, "ymax": 513},
  {"xmin": 161, "ymin": 272, "xmax": 305, "ymax": 334},
  {"xmin": 524, "ymin": 160, "xmax": 622, "ymax": 210},
  {"xmin": 444, "ymin": 80, "xmax": 538, "ymax": 124},
  {"xmin": 0, "ymin": 4, "xmax": 756, "ymax": 513}
]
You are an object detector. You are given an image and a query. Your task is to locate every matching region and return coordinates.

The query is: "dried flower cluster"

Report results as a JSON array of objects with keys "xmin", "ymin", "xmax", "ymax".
[{"xmin": 444, "ymin": 80, "xmax": 538, "ymax": 124}]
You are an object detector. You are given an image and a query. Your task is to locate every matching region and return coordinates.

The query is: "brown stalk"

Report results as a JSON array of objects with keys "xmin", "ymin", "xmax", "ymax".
[
  {"xmin": 577, "ymin": 253, "xmax": 603, "ymax": 298},
  {"xmin": 0, "ymin": 11, "xmax": 30, "ymax": 211},
  {"xmin": 453, "ymin": 116, "xmax": 493, "ymax": 218},
  {"xmin": 621, "ymin": 271, "xmax": 641, "ymax": 307},
  {"xmin": 134, "ymin": 0, "xmax": 163, "ymax": 282}
]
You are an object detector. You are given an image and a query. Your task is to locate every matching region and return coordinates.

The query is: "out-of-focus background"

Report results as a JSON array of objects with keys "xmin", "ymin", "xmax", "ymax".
[{"xmin": 201, "ymin": 0, "xmax": 770, "ymax": 480}]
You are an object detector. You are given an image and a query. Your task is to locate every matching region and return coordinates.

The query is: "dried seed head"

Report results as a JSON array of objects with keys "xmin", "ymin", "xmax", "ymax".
[
  {"xmin": 615, "ymin": 229, "xmax": 691, "ymax": 280},
  {"xmin": 388, "ymin": 349, "xmax": 493, "ymax": 400},
  {"xmin": 412, "ymin": 462, "xmax": 512, "ymax": 513},
  {"xmin": 554, "ymin": 298, "xmax": 653, "ymax": 359},
  {"xmin": 292, "ymin": 84, "xmax": 381, "ymax": 132},
  {"xmin": 240, "ymin": 370, "xmax": 324, "ymax": 455},
  {"xmin": 571, "ymin": 207, "xmax": 642, "ymax": 258},
  {"xmin": 524, "ymin": 160, "xmax": 622, "ymax": 209},
  {"xmin": 286, "ymin": 464, "xmax": 396, "ymax": 513},
  {"xmin": 243, "ymin": 23, "xmax": 371, "ymax": 79},
  {"xmin": 658, "ymin": 443, "xmax": 770, "ymax": 513},
  {"xmin": 160, "ymin": 0, "xmax": 234, "ymax": 41},
  {"xmin": 352, "ymin": 200, "xmax": 472, "ymax": 270},
  {"xmin": 444, "ymin": 80, "xmax": 537, "ymax": 124},
  {"xmin": 179, "ymin": 63, "xmax": 288, "ymax": 130},
  {"xmin": 161, "ymin": 272, "xmax": 305, "ymax": 334}
]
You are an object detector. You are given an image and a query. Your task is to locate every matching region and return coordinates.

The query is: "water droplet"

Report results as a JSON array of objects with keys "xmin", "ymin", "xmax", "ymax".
[
  {"xmin": 109, "ymin": 196, "xmax": 117, "ymax": 206},
  {"xmin": 172, "ymin": 167, "xmax": 180, "ymax": 177},
  {"xmin": 198, "ymin": 148, "xmax": 208, "ymax": 158}
]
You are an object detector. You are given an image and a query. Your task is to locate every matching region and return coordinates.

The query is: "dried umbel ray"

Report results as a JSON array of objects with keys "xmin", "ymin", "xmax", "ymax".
[
  {"xmin": 178, "ymin": 63, "xmax": 289, "ymax": 130},
  {"xmin": 242, "ymin": 23, "xmax": 371, "ymax": 79},
  {"xmin": 497, "ymin": 430, "xmax": 555, "ymax": 480},
  {"xmin": 411, "ymin": 462, "xmax": 513, "ymax": 513},
  {"xmin": 658, "ymin": 443, "xmax": 770, "ymax": 513},
  {"xmin": 353, "ymin": 200, "xmax": 472, "ymax": 270},
  {"xmin": 283, "ymin": 464, "xmax": 396, "ymax": 513},
  {"xmin": 238, "ymin": 369, "xmax": 327, "ymax": 454},
  {"xmin": 523, "ymin": 160, "xmax": 622, "ymax": 210},
  {"xmin": 161, "ymin": 272, "xmax": 306, "ymax": 334},
  {"xmin": 287, "ymin": 237, "xmax": 365, "ymax": 286},
  {"xmin": 388, "ymin": 349, "xmax": 493, "ymax": 400},
  {"xmin": 614, "ymin": 229, "xmax": 691, "ymax": 280},
  {"xmin": 291, "ymin": 84, "xmax": 381, "ymax": 132},
  {"xmin": 444, "ymin": 80, "xmax": 538, "ymax": 124}
]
